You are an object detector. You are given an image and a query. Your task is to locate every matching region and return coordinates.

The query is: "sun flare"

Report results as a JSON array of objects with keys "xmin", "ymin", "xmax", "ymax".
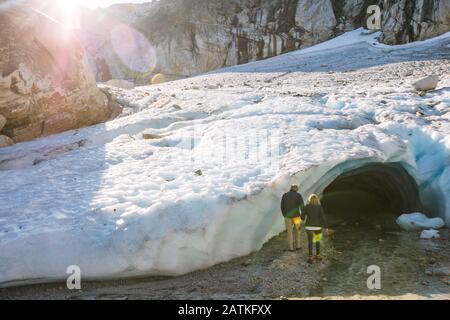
[
  {"xmin": 63, "ymin": 0, "xmax": 105, "ymax": 10},
  {"xmin": 45, "ymin": 0, "xmax": 107, "ymax": 29}
]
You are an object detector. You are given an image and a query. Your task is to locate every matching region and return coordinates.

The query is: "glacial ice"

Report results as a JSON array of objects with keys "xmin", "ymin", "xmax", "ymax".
[
  {"xmin": 420, "ymin": 229, "xmax": 440, "ymax": 239},
  {"xmin": 397, "ymin": 213, "xmax": 445, "ymax": 231},
  {"xmin": 0, "ymin": 29, "xmax": 449, "ymax": 286}
]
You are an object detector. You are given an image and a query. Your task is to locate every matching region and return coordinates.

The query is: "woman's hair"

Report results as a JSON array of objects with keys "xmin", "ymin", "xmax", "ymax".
[{"xmin": 308, "ymin": 194, "xmax": 321, "ymax": 205}]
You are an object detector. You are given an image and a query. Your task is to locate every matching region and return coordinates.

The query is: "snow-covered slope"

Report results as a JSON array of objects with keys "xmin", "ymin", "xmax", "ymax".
[{"xmin": 1, "ymin": 29, "xmax": 449, "ymax": 286}]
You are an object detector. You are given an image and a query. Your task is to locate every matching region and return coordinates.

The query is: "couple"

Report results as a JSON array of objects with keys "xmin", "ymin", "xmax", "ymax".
[{"xmin": 281, "ymin": 184, "xmax": 328, "ymax": 263}]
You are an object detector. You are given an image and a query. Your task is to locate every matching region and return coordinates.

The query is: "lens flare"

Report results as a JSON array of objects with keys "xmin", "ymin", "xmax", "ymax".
[
  {"xmin": 151, "ymin": 73, "xmax": 165, "ymax": 85},
  {"xmin": 110, "ymin": 23, "xmax": 157, "ymax": 74}
]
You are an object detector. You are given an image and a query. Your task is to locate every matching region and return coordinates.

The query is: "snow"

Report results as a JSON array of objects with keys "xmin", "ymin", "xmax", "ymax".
[
  {"xmin": 289, "ymin": 29, "xmax": 381, "ymax": 54},
  {"xmin": 1, "ymin": 30, "xmax": 450, "ymax": 286},
  {"xmin": 397, "ymin": 213, "xmax": 445, "ymax": 231}
]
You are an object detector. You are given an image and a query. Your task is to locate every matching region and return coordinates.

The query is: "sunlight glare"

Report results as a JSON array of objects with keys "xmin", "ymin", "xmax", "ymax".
[{"xmin": 55, "ymin": 1, "xmax": 113, "ymax": 29}]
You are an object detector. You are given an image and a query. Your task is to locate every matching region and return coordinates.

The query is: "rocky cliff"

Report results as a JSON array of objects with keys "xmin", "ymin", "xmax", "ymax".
[
  {"xmin": 0, "ymin": 2, "xmax": 122, "ymax": 146},
  {"xmin": 380, "ymin": 0, "xmax": 450, "ymax": 44},
  {"xmin": 80, "ymin": 0, "xmax": 450, "ymax": 84},
  {"xmin": 1, "ymin": 1, "xmax": 447, "ymax": 146}
]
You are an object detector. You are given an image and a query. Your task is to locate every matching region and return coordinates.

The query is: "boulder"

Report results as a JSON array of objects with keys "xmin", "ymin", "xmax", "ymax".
[
  {"xmin": 143, "ymin": 133, "xmax": 164, "ymax": 140},
  {"xmin": 0, "ymin": 135, "xmax": 15, "ymax": 148},
  {"xmin": 0, "ymin": 1, "xmax": 122, "ymax": 143},
  {"xmin": 0, "ymin": 115, "xmax": 6, "ymax": 132},
  {"xmin": 412, "ymin": 75, "xmax": 440, "ymax": 92},
  {"xmin": 98, "ymin": 88, "xmax": 124, "ymax": 120}
]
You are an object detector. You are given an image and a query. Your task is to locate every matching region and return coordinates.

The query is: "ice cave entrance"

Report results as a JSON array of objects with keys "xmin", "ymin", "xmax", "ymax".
[{"xmin": 321, "ymin": 163, "xmax": 422, "ymax": 227}]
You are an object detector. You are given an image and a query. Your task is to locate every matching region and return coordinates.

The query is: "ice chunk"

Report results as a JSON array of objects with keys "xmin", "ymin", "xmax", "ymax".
[
  {"xmin": 325, "ymin": 95, "xmax": 346, "ymax": 109},
  {"xmin": 396, "ymin": 213, "xmax": 445, "ymax": 231},
  {"xmin": 420, "ymin": 229, "xmax": 440, "ymax": 239}
]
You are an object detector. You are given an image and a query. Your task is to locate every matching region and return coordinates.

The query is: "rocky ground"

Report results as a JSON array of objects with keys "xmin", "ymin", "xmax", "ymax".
[{"xmin": 306, "ymin": 217, "xmax": 449, "ymax": 300}]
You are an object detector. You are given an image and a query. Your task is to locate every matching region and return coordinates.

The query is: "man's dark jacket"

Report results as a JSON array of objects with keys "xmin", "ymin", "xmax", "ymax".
[{"xmin": 281, "ymin": 191, "xmax": 304, "ymax": 218}]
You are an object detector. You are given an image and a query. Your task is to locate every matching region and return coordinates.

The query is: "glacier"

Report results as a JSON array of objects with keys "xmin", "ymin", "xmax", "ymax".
[
  {"xmin": 0, "ymin": 29, "xmax": 449, "ymax": 286},
  {"xmin": 397, "ymin": 213, "xmax": 445, "ymax": 231}
]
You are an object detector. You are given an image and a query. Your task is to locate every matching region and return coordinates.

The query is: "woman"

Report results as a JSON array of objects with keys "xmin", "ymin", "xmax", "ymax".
[{"xmin": 301, "ymin": 194, "xmax": 328, "ymax": 263}]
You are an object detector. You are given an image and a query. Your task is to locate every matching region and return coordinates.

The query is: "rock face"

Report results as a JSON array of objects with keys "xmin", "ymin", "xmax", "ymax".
[
  {"xmin": 0, "ymin": 135, "xmax": 14, "ymax": 148},
  {"xmin": 0, "ymin": 2, "xmax": 122, "ymax": 144},
  {"xmin": 0, "ymin": 115, "xmax": 6, "ymax": 132},
  {"xmin": 80, "ymin": 0, "xmax": 450, "ymax": 84},
  {"xmin": 80, "ymin": 0, "xmax": 341, "ymax": 83},
  {"xmin": 380, "ymin": 0, "xmax": 450, "ymax": 44}
]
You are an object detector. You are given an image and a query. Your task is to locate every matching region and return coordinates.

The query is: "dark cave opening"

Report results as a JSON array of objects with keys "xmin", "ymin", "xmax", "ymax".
[{"xmin": 321, "ymin": 163, "xmax": 422, "ymax": 227}]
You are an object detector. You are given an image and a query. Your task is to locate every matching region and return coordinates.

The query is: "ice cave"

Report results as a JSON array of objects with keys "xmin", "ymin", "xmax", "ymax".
[{"xmin": 321, "ymin": 163, "xmax": 423, "ymax": 223}]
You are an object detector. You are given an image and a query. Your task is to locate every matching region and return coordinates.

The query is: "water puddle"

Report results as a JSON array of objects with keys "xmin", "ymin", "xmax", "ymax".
[{"xmin": 311, "ymin": 213, "xmax": 448, "ymax": 298}]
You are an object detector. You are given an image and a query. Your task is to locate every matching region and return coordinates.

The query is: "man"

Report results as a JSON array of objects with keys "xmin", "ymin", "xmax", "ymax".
[{"xmin": 280, "ymin": 184, "xmax": 305, "ymax": 251}]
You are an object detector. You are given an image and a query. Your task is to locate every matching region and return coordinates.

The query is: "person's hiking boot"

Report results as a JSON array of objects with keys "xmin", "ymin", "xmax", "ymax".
[{"xmin": 307, "ymin": 256, "xmax": 314, "ymax": 264}]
